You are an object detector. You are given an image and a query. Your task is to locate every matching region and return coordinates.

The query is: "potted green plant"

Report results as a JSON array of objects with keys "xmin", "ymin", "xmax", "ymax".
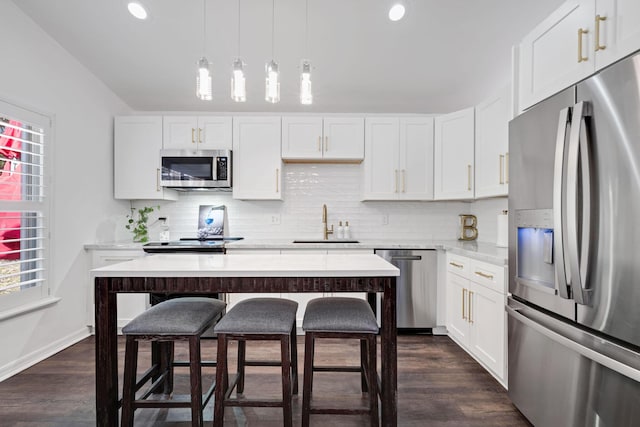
[{"xmin": 126, "ymin": 205, "xmax": 159, "ymax": 243}]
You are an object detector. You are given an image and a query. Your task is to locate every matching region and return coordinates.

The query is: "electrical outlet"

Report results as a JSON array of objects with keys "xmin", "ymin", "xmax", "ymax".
[
  {"xmin": 270, "ymin": 214, "xmax": 281, "ymax": 225},
  {"xmin": 382, "ymin": 214, "xmax": 389, "ymax": 225}
]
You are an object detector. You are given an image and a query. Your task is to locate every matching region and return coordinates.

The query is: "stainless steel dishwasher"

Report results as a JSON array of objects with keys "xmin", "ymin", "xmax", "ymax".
[{"xmin": 374, "ymin": 249, "xmax": 437, "ymax": 332}]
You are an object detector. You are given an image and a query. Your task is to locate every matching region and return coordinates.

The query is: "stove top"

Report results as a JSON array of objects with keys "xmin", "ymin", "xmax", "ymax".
[{"xmin": 142, "ymin": 237, "xmax": 243, "ymax": 253}]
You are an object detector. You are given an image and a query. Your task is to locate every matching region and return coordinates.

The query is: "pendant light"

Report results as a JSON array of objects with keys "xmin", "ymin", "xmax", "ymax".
[
  {"xmin": 265, "ymin": 0, "xmax": 280, "ymax": 103},
  {"xmin": 300, "ymin": 0, "xmax": 312, "ymax": 105},
  {"xmin": 196, "ymin": 0, "xmax": 212, "ymax": 101},
  {"xmin": 231, "ymin": 0, "xmax": 246, "ymax": 102}
]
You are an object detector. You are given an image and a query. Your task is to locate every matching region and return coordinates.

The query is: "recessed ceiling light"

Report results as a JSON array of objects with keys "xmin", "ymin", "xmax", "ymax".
[
  {"xmin": 127, "ymin": 1, "xmax": 148, "ymax": 20},
  {"xmin": 388, "ymin": 3, "xmax": 405, "ymax": 21}
]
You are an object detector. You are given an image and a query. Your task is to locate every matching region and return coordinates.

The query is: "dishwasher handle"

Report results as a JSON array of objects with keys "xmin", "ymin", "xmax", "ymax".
[{"xmin": 390, "ymin": 255, "xmax": 422, "ymax": 261}]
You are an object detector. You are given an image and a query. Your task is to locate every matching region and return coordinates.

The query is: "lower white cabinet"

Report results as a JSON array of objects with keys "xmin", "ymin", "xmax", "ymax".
[
  {"xmin": 445, "ymin": 253, "xmax": 507, "ymax": 387},
  {"xmin": 87, "ymin": 249, "xmax": 147, "ymax": 332}
]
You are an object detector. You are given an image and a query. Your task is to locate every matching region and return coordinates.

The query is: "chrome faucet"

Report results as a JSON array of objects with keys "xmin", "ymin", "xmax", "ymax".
[{"xmin": 322, "ymin": 204, "xmax": 334, "ymax": 240}]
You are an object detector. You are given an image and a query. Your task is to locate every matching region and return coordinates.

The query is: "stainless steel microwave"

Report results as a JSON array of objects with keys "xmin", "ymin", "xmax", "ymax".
[{"xmin": 160, "ymin": 149, "xmax": 231, "ymax": 189}]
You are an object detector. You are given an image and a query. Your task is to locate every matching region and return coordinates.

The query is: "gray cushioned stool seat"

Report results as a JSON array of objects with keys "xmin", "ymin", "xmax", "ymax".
[
  {"xmin": 214, "ymin": 297, "xmax": 298, "ymax": 334},
  {"xmin": 122, "ymin": 297, "xmax": 226, "ymax": 336},
  {"xmin": 302, "ymin": 297, "xmax": 378, "ymax": 334}
]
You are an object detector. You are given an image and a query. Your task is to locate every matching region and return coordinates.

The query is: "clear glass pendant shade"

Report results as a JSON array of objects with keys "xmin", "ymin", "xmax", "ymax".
[
  {"xmin": 231, "ymin": 58, "xmax": 246, "ymax": 102},
  {"xmin": 196, "ymin": 57, "xmax": 212, "ymax": 101},
  {"xmin": 300, "ymin": 60, "xmax": 312, "ymax": 105},
  {"xmin": 265, "ymin": 60, "xmax": 280, "ymax": 103}
]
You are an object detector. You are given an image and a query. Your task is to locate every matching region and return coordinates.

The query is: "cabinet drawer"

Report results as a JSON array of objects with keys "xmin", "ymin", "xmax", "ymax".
[
  {"xmin": 469, "ymin": 259, "xmax": 505, "ymax": 294},
  {"xmin": 446, "ymin": 254, "xmax": 470, "ymax": 276}
]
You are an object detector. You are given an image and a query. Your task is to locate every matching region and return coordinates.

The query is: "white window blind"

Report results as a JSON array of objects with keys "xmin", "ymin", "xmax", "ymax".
[{"xmin": 0, "ymin": 100, "xmax": 50, "ymax": 311}]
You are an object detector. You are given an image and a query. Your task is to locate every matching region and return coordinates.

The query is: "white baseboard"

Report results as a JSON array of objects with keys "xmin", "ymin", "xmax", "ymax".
[{"xmin": 0, "ymin": 327, "xmax": 90, "ymax": 382}]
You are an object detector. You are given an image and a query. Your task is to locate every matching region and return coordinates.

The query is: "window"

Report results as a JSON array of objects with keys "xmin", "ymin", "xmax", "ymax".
[{"xmin": 0, "ymin": 100, "xmax": 50, "ymax": 312}]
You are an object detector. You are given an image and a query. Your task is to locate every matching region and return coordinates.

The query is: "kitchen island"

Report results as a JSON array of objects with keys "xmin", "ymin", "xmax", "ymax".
[{"xmin": 92, "ymin": 253, "xmax": 400, "ymax": 427}]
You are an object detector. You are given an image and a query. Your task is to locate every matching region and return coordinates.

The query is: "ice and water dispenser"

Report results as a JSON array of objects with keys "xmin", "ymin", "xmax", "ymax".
[{"xmin": 515, "ymin": 209, "xmax": 556, "ymax": 293}]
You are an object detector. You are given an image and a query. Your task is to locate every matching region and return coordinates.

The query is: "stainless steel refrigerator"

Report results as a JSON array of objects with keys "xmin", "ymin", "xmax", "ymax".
[{"xmin": 508, "ymin": 51, "xmax": 640, "ymax": 426}]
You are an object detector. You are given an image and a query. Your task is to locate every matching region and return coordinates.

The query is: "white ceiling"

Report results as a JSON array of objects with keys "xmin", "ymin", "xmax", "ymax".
[{"xmin": 13, "ymin": 0, "xmax": 564, "ymax": 113}]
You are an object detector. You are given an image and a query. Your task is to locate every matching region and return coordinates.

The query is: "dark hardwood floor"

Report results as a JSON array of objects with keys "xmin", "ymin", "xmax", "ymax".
[{"xmin": 0, "ymin": 335, "xmax": 530, "ymax": 426}]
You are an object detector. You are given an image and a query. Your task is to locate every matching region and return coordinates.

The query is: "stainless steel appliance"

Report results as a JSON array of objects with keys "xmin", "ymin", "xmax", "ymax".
[
  {"xmin": 160, "ymin": 149, "xmax": 231, "ymax": 189},
  {"xmin": 508, "ymin": 52, "xmax": 640, "ymax": 426},
  {"xmin": 142, "ymin": 237, "xmax": 243, "ymax": 253},
  {"xmin": 375, "ymin": 249, "xmax": 437, "ymax": 331}
]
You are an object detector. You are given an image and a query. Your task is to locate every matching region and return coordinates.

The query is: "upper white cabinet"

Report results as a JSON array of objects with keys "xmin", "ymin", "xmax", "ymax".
[
  {"xmin": 434, "ymin": 108, "xmax": 475, "ymax": 200},
  {"xmin": 114, "ymin": 116, "xmax": 178, "ymax": 201},
  {"xmin": 475, "ymin": 88, "xmax": 510, "ymax": 198},
  {"xmin": 281, "ymin": 116, "xmax": 364, "ymax": 161},
  {"xmin": 232, "ymin": 116, "xmax": 282, "ymax": 200},
  {"xmin": 363, "ymin": 117, "xmax": 434, "ymax": 200},
  {"xmin": 163, "ymin": 116, "xmax": 232, "ymax": 150},
  {"xmin": 518, "ymin": 0, "xmax": 640, "ymax": 111},
  {"xmin": 595, "ymin": 0, "xmax": 640, "ymax": 69}
]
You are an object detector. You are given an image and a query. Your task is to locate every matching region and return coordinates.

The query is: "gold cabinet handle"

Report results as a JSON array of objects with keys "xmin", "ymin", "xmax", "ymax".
[
  {"xmin": 468, "ymin": 291, "xmax": 474, "ymax": 324},
  {"xmin": 462, "ymin": 288, "xmax": 467, "ymax": 320},
  {"xmin": 505, "ymin": 152, "xmax": 509, "ymax": 184},
  {"xmin": 475, "ymin": 271, "xmax": 494, "ymax": 280},
  {"xmin": 156, "ymin": 168, "xmax": 161, "ymax": 192},
  {"xmin": 395, "ymin": 169, "xmax": 399, "ymax": 193},
  {"xmin": 449, "ymin": 261, "xmax": 463, "ymax": 269},
  {"xmin": 595, "ymin": 15, "xmax": 606, "ymax": 51},
  {"xmin": 402, "ymin": 169, "xmax": 406, "ymax": 193},
  {"xmin": 191, "ymin": 128, "xmax": 195, "ymax": 143},
  {"xmin": 198, "ymin": 128, "xmax": 203, "ymax": 143},
  {"xmin": 318, "ymin": 136, "xmax": 322, "ymax": 152},
  {"xmin": 467, "ymin": 165, "xmax": 472, "ymax": 191},
  {"xmin": 325, "ymin": 136, "xmax": 329, "ymax": 152},
  {"xmin": 578, "ymin": 28, "xmax": 589, "ymax": 63},
  {"xmin": 275, "ymin": 168, "xmax": 280, "ymax": 193},
  {"xmin": 499, "ymin": 154, "xmax": 505, "ymax": 184}
]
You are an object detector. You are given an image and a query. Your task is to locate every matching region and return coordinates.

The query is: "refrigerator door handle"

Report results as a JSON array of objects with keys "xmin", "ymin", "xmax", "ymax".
[
  {"xmin": 566, "ymin": 101, "xmax": 592, "ymax": 305},
  {"xmin": 507, "ymin": 301, "xmax": 640, "ymax": 383},
  {"xmin": 553, "ymin": 107, "xmax": 572, "ymax": 299}
]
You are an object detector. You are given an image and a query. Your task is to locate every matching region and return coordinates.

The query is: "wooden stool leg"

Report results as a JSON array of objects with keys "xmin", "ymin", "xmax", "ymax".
[
  {"xmin": 290, "ymin": 322, "xmax": 299, "ymax": 395},
  {"xmin": 280, "ymin": 335, "xmax": 293, "ymax": 427},
  {"xmin": 121, "ymin": 336, "xmax": 138, "ymax": 427},
  {"xmin": 301, "ymin": 332, "xmax": 314, "ymax": 427},
  {"xmin": 159, "ymin": 341, "xmax": 175, "ymax": 395},
  {"xmin": 360, "ymin": 338, "xmax": 369, "ymax": 392},
  {"xmin": 368, "ymin": 335, "xmax": 379, "ymax": 427},
  {"xmin": 237, "ymin": 339, "xmax": 246, "ymax": 394},
  {"xmin": 213, "ymin": 333, "xmax": 228, "ymax": 427},
  {"xmin": 189, "ymin": 336, "xmax": 204, "ymax": 427}
]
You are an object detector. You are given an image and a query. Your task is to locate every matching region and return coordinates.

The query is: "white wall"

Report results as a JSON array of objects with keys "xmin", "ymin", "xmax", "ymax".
[
  {"xmin": 0, "ymin": 1, "xmax": 131, "ymax": 380},
  {"xmin": 135, "ymin": 163, "xmax": 507, "ymax": 244}
]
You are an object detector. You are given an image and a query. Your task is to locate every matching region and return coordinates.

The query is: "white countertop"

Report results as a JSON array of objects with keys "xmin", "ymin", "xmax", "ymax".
[
  {"xmin": 91, "ymin": 253, "xmax": 400, "ymax": 278},
  {"xmin": 85, "ymin": 239, "xmax": 508, "ymax": 266}
]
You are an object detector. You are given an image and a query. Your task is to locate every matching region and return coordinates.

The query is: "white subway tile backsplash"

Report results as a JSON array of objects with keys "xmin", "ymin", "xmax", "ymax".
[{"xmin": 132, "ymin": 164, "xmax": 507, "ymax": 244}]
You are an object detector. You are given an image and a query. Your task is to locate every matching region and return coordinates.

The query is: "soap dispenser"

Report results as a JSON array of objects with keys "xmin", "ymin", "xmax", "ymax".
[
  {"xmin": 344, "ymin": 221, "xmax": 351, "ymax": 240},
  {"xmin": 337, "ymin": 221, "xmax": 344, "ymax": 239}
]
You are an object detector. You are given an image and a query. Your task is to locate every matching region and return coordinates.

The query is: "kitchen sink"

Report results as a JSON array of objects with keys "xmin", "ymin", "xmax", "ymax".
[{"xmin": 292, "ymin": 240, "xmax": 360, "ymax": 244}]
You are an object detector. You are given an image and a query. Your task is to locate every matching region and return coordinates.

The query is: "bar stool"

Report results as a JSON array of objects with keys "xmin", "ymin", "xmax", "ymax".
[
  {"xmin": 302, "ymin": 297, "xmax": 379, "ymax": 427},
  {"xmin": 213, "ymin": 298, "xmax": 298, "ymax": 427},
  {"xmin": 120, "ymin": 297, "xmax": 226, "ymax": 427}
]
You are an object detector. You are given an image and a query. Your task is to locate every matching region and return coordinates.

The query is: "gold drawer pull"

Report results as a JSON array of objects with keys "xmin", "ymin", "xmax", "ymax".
[
  {"xmin": 462, "ymin": 288, "xmax": 467, "ymax": 320},
  {"xmin": 595, "ymin": 15, "xmax": 606, "ymax": 51},
  {"xmin": 468, "ymin": 290, "xmax": 474, "ymax": 324},
  {"xmin": 449, "ymin": 262, "xmax": 464, "ymax": 269},
  {"xmin": 499, "ymin": 154, "xmax": 505, "ymax": 184},
  {"xmin": 475, "ymin": 271, "xmax": 494, "ymax": 280}
]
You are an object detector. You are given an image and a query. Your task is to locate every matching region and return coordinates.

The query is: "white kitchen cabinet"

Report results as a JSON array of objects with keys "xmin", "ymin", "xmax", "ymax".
[
  {"xmin": 281, "ymin": 116, "xmax": 364, "ymax": 161},
  {"xmin": 434, "ymin": 108, "xmax": 475, "ymax": 200},
  {"xmin": 517, "ymin": 0, "xmax": 640, "ymax": 111},
  {"xmin": 114, "ymin": 116, "xmax": 178, "ymax": 201},
  {"xmin": 475, "ymin": 88, "xmax": 510, "ymax": 198},
  {"xmin": 362, "ymin": 117, "xmax": 434, "ymax": 200},
  {"xmin": 232, "ymin": 116, "xmax": 282, "ymax": 200},
  {"xmin": 445, "ymin": 253, "xmax": 507, "ymax": 386},
  {"xmin": 87, "ymin": 249, "xmax": 147, "ymax": 332},
  {"xmin": 595, "ymin": 0, "xmax": 640, "ymax": 69},
  {"xmin": 163, "ymin": 116, "xmax": 232, "ymax": 150}
]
